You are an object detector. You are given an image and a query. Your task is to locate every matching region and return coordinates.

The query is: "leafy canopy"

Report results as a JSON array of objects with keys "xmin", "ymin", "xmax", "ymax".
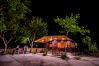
[
  {"xmin": 17, "ymin": 16, "xmax": 48, "ymax": 44},
  {"xmin": 0, "ymin": 0, "xmax": 31, "ymax": 35},
  {"xmin": 54, "ymin": 14, "xmax": 90, "ymax": 35}
]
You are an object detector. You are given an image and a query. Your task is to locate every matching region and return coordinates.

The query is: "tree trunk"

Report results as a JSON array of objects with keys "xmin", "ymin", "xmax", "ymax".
[
  {"xmin": 30, "ymin": 43, "xmax": 33, "ymax": 53},
  {"xmin": 64, "ymin": 42, "xmax": 67, "ymax": 55},
  {"xmin": 0, "ymin": 34, "xmax": 12, "ymax": 54},
  {"xmin": 65, "ymin": 31, "xmax": 68, "ymax": 55},
  {"xmin": 66, "ymin": 32, "xmax": 69, "ymax": 37},
  {"xmin": 4, "ymin": 44, "xmax": 7, "ymax": 54},
  {"xmin": 30, "ymin": 33, "xmax": 36, "ymax": 53},
  {"xmin": 89, "ymin": 44, "xmax": 91, "ymax": 51},
  {"xmin": 64, "ymin": 32, "xmax": 69, "ymax": 55},
  {"xmin": 29, "ymin": 35, "xmax": 33, "ymax": 53}
]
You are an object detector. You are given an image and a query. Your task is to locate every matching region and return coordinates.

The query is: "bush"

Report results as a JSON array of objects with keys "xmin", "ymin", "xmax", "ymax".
[
  {"xmin": 43, "ymin": 46, "xmax": 48, "ymax": 56},
  {"xmin": 89, "ymin": 42, "xmax": 98, "ymax": 53},
  {"xmin": 43, "ymin": 53, "xmax": 47, "ymax": 56},
  {"xmin": 33, "ymin": 52, "xmax": 37, "ymax": 54},
  {"xmin": 61, "ymin": 53, "xmax": 69, "ymax": 60}
]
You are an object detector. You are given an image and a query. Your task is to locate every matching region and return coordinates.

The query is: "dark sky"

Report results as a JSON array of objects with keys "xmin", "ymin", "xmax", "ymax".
[
  {"xmin": 81, "ymin": 1, "xmax": 98, "ymax": 43},
  {"xmin": 31, "ymin": 0, "xmax": 98, "ymax": 43},
  {"xmin": 31, "ymin": 0, "xmax": 80, "ymax": 33}
]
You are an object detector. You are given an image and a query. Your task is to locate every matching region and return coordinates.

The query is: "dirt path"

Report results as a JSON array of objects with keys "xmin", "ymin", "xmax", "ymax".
[{"xmin": 0, "ymin": 54, "xmax": 99, "ymax": 66}]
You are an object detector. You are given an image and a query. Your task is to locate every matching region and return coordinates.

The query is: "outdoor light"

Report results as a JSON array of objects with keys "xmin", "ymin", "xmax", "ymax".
[
  {"xmin": 50, "ymin": 36, "xmax": 52, "ymax": 41},
  {"xmin": 62, "ymin": 38, "xmax": 65, "ymax": 40},
  {"xmin": 61, "ymin": 38, "xmax": 65, "ymax": 43},
  {"xmin": 67, "ymin": 41, "xmax": 70, "ymax": 44},
  {"xmin": 42, "ymin": 40, "xmax": 44, "ymax": 42},
  {"xmin": 55, "ymin": 38, "xmax": 57, "ymax": 40}
]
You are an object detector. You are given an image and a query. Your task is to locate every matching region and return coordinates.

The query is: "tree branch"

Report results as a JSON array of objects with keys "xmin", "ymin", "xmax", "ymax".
[
  {"xmin": 7, "ymin": 37, "xmax": 13, "ymax": 45},
  {"xmin": 0, "ymin": 35, "xmax": 1, "ymax": 38},
  {"xmin": 0, "ymin": 32, "xmax": 4, "ymax": 39},
  {"xmin": 33, "ymin": 32, "xmax": 36, "ymax": 41},
  {"xmin": 2, "ymin": 33, "xmax": 5, "ymax": 42}
]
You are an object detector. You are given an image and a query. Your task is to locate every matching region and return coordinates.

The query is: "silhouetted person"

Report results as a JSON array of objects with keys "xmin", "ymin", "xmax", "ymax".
[
  {"xmin": 52, "ymin": 38, "xmax": 58, "ymax": 56},
  {"xmin": 16, "ymin": 45, "xmax": 19, "ymax": 54},
  {"xmin": 12, "ymin": 48, "xmax": 15, "ymax": 55},
  {"xmin": 24, "ymin": 45, "xmax": 28, "ymax": 54}
]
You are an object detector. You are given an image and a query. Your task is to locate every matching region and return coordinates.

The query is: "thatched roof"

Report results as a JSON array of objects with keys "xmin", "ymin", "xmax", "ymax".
[{"xmin": 35, "ymin": 35, "xmax": 72, "ymax": 43}]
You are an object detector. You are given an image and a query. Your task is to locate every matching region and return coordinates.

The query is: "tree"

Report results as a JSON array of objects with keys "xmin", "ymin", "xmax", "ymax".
[
  {"xmin": 54, "ymin": 14, "xmax": 90, "ymax": 56},
  {"xmin": 82, "ymin": 36, "xmax": 91, "ymax": 51},
  {"xmin": 82, "ymin": 36, "xmax": 98, "ymax": 53},
  {"xmin": 54, "ymin": 14, "xmax": 90, "ymax": 36},
  {"xmin": 90, "ymin": 42, "xmax": 98, "ymax": 53},
  {"xmin": 20, "ymin": 16, "xmax": 48, "ymax": 52},
  {"xmin": 0, "ymin": 0, "xmax": 30, "ymax": 53}
]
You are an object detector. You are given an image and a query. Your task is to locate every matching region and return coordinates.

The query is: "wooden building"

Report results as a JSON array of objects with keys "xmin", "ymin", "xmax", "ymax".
[{"xmin": 35, "ymin": 35, "xmax": 77, "ymax": 50}]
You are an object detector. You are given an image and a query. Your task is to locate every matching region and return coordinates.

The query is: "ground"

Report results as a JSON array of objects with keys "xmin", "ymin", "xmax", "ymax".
[{"xmin": 0, "ymin": 53, "xmax": 99, "ymax": 66}]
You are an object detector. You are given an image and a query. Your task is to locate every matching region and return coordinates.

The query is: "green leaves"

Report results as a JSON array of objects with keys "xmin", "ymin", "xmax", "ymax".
[
  {"xmin": 54, "ymin": 14, "xmax": 80, "ymax": 33},
  {"xmin": 82, "ymin": 36, "xmax": 91, "ymax": 44},
  {"xmin": 54, "ymin": 14, "xmax": 90, "ymax": 35},
  {"xmin": 0, "ymin": 0, "xmax": 31, "ymax": 46},
  {"xmin": 0, "ymin": 0, "xmax": 30, "ymax": 32},
  {"xmin": 82, "ymin": 36, "xmax": 98, "ymax": 53},
  {"xmin": 19, "ymin": 16, "xmax": 48, "ymax": 44},
  {"xmin": 0, "ymin": 17, "xmax": 6, "ymax": 32},
  {"xmin": 90, "ymin": 42, "xmax": 98, "ymax": 53},
  {"xmin": 27, "ymin": 16, "xmax": 48, "ymax": 37},
  {"xmin": 20, "ymin": 36, "xmax": 29, "ymax": 44}
]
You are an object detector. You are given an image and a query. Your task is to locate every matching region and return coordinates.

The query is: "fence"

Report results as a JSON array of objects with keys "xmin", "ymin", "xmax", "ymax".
[{"xmin": 0, "ymin": 48, "xmax": 44, "ymax": 54}]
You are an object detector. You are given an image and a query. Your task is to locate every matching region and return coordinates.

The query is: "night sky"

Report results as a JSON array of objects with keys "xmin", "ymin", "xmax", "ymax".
[
  {"xmin": 21, "ymin": 0, "xmax": 98, "ymax": 45},
  {"xmin": 31, "ymin": 0, "xmax": 80, "ymax": 34},
  {"xmin": 30, "ymin": 0, "xmax": 98, "ymax": 44}
]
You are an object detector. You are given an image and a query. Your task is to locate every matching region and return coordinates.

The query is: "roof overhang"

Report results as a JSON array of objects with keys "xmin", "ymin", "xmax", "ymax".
[{"xmin": 35, "ymin": 35, "xmax": 72, "ymax": 43}]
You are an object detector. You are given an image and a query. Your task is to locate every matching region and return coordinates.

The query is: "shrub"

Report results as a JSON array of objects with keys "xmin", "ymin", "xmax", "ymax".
[
  {"xmin": 33, "ymin": 52, "xmax": 36, "ymax": 54},
  {"xmin": 61, "ymin": 53, "xmax": 69, "ymax": 60},
  {"xmin": 43, "ymin": 53, "xmax": 47, "ymax": 56},
  {"xmin": 89, "ymin": 42, "xmax": 98, "ymax": 53},
  {"xmin": 43, "ymin": 45, "xmax": 48, "ymax": 56}
]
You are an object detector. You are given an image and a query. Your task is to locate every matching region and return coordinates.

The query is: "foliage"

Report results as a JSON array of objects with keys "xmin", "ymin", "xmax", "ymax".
[
  {"xmin": 54, "ymin": 14, "xmax": 90, "ymax": 36},
  {"xmin": 20, "ymin": 16, "xmax": 48, "ymax": 44},
  {"xmin": 0, "ymin": 0, "xmax": 31, "ymax": 53},
  {"xmin": 33, "ymin": 52, "xmax": 37, "ymax": 54},
  {"xmin": 54, "ymin": 13, "xmax": 90, "ymax": 57},
  {"xmin": 82, "ymin": 36, "xmax": 91, "ymax": 51},
  {"xmin": 43, "ymin": 45, "xmax": 48, "ymax": 56},
  {"xmin": 27, "ymin": 16, "xmax": 48, "ymax": 39},
  {"xmin": 61, "ymin": 53, "xmax": 69, "ymax": 60},
  {"xmin": 19, "ymin": 36, "xmax": 29, "ymax": 44},
  {"xmin": 89, "ymin": 42, "xmax": 98, "ymax": 53},
  {"xmin": 16, "ymin": 16, "xmax": 48, "ymax": 53},
  {"xmin": 82, "ymin": 36, "xmax": 98, "ymax": 53},
  {"xmin": 82, "ymin": 36, "xmax": 91, "ymax": 45},
  {"xmin": 0, "ymin": 0, "xmax": 31, "ymax": 37}
]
